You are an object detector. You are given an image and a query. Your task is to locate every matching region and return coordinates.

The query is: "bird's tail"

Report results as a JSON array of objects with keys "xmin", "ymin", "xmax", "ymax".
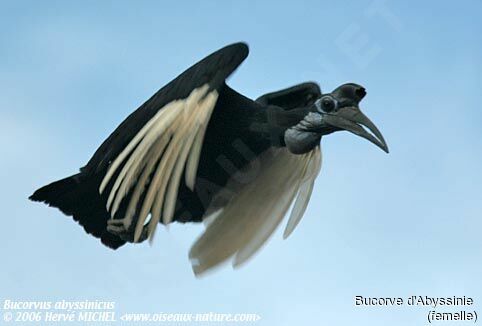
[
  {"xmin": 30, "ymin": 174, "xmax": 83, "ymax": 215},
  {"xmin": 29, "ymin": 173, "xmax": 126, "ymax": 249}
]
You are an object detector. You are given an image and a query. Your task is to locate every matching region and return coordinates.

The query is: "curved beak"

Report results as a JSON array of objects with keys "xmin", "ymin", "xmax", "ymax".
[{"xmin": 323, "ymin": 107, "xmax": 389, "ymax": 153}]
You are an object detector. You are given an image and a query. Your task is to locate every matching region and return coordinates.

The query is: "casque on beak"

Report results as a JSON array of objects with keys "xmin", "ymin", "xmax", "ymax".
[
  {"xmin": 322, "ymin": 107, "xmax": 389, "ymax": 153},
  {"xmin": 312, "ymin": 83, "xmax": 389, "ymax": 153}
]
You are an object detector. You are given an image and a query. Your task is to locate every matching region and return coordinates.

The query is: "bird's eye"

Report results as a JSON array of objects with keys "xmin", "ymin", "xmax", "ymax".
[{"xmin": 316, "ymin": 96, "xmax": 337, "ymax": 112}]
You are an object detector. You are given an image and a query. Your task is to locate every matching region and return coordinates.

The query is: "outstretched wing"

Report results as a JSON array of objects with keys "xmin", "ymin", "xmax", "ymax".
[
  {"xmin": 91, "ymin": 42, "xmax": 249, "ymax": 242},
  {"xmin": 190, "ymin": 146, "xmax": 322, "ymax": 276}
]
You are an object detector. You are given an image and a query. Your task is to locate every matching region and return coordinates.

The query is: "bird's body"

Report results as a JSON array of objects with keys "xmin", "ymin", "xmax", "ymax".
[{"xmin": 30, "ymin": 42, "xmax": 388, "ymax": 275}]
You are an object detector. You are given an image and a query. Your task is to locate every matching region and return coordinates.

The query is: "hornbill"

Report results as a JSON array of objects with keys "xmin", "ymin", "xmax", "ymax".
[{"xmin": 30, "ymin": 42, "xmax": 388, "ymax": 275}]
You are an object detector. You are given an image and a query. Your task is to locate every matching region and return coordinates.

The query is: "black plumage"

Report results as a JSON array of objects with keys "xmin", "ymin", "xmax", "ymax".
[{"xmin": 30, "ymin": 42, "xmax": 388, "ymax": 274}]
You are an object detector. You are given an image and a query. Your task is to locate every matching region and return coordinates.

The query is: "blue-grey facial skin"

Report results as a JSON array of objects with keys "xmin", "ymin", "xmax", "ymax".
[
  {"xmin": 284, "ymin": 112, "xmax": 323, "ymax": 154},
  {"xmin": 284, "ymin": 98, "xmax": 344, "ymax": 155},
  {"xmin": 284, "ymin": 84, "xmax": 389, "ymax": 155},
  {"xmin": 284, "ymin": 89, "xmax": 346, "ymax": 154}
]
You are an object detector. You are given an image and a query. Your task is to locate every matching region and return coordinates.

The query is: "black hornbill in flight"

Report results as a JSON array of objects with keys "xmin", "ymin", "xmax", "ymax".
[{"xmin": 30, "ymin": 42, "xmax": 388, "ymax": 275}]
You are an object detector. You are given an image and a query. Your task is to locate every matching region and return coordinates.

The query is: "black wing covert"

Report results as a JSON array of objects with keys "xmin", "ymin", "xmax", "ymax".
[
  {"xmin": 85, "ymin": 42, "xmax": 249, "ymax": 175},
  {"xmin": 256, "ymin": 82, "xmax": 321, "ymax": 110}
]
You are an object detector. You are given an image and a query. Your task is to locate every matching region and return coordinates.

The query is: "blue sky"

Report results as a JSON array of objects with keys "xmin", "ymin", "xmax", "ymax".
[{"xmin": 1, "ymin": 0, "xmax": 481, "ymax": 325}]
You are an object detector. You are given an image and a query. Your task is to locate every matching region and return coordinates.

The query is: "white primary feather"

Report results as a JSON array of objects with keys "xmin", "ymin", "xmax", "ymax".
[
  {"xmin": 283, "ymin": 146, "xmax": 322, "ymax": 239},
  {"xmin": 108, "ymin": 105, "xmax": 181, "ymax": 215},
  {"xmin": 233, "ymin": 148, "xmax": 321, "ymax": 267},
  {"xmin": 189, "ymin": 146, "xmax": 322, "ymax": 276},
  {"xmin": 124, "ymin": 135, "xmax": 170, "ymax": 223},
  {"xmin": 98, "ymin": 85, "xmax": 219, "ymax": 242}
]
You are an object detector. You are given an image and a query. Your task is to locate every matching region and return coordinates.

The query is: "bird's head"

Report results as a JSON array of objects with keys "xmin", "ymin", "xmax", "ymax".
[{"xmin": 284, "ymin": 83, "xmax": 389, "ymax": 154}]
